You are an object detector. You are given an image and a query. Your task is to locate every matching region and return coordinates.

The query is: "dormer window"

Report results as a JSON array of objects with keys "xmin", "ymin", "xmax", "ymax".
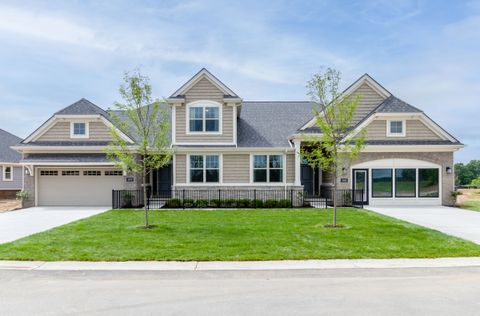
[
  {"xmin": 187, "ymin": 101, "xmax": 221, "ymax": 134},
  {"xmin": 387, "ymin": 120, "xmax": 406, "ymax": 137},
  {"xmin": 70, "ymin": 122, "xmax": 89, "ymax": 138}
]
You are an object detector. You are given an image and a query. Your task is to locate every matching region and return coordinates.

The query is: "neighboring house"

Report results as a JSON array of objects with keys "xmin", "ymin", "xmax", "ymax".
[
  {"xmin": 13, "ymin": 68, "xmax": 463, "ymax": 207},
  {"xmin": 0, "ymin": 129, "xmax": 23, "ymax": 199}
]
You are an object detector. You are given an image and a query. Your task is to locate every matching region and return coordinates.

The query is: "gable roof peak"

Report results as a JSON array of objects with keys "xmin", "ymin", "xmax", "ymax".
[
  {"xmin": 55, "ymin": 98, "xmax": 108, "ymax": 117},
  {"xmin": 344, "ymin": 73, "xmax": 391, "ymax": 99},
  {"xmin": 170, "ymin": 68, "xmax": 239, "ymax": 98}
]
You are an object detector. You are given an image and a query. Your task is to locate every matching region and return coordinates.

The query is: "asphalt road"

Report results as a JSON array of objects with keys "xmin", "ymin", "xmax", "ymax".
[{"xmin": 1, "ymin": 267, "xmax": 480, "ymax": 315}]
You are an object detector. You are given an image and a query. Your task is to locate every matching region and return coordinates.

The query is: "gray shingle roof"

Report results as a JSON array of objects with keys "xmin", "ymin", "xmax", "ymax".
[
  {"xmin": 363, "ymin": 140, "xmax": 462, "ymax": 145},
  {"xmin": 109, "ymin": 102, "xmax": 172, "ymax": 143},
  {"xmin": 237, "ymin": 101, "xmax": 315, "ymax": 147},
  {"xmin": 375, "ymin": 96, "xmax": 422, "ymax": 113},
  {"xmin": 0, "ymin": 129, "xmax": 22, "ymax": 163},
  {"xmin": 22, "ymin": 153, "xmax": 111, "ymax": 163},
  {"xmin": 56, "ymin": 98, "xmax": 109, "ymax": 117}
]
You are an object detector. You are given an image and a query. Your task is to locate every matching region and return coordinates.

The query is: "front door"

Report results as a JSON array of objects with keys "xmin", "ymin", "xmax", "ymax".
[
  {"xmin": 152, "ymin": 164, "xmax": 172, "ymax": 197},
  {"xmin": 352, "ymin": 169, "xmax": 368, "ymax": 205},
  {"xmin": 301, "ymin": 162, "xmax": 314, "ymax": 196}
]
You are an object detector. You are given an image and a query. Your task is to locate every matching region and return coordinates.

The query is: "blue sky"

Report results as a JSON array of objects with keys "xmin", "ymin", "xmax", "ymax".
[{"xmin": 0, "ymin": 0, "xmax": 478, "ymax": 162}]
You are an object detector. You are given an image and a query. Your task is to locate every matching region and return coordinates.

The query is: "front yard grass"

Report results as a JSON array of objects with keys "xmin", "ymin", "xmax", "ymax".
[{"xmin": 0, "ymin": 208, "xmax": 479, "ymax": 261}]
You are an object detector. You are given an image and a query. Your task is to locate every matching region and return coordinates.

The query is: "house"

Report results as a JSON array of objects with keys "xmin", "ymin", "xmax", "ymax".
[
  {"xmin": 13, "ymin": 68, "xmax": 463, "ymax": 207},
  {"xmin": 0, "ymin": 129, "xmax": 23, "ymax": 199}
]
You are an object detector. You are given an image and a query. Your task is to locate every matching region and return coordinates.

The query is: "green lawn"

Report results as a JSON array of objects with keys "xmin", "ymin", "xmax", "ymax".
[
  {"xmin": 0, "ymin": 208, "xmax": 479, "ymax": 261},
  {"xmin": 461, "ymin": 200, "xmax": 480, "ymax": 211}
]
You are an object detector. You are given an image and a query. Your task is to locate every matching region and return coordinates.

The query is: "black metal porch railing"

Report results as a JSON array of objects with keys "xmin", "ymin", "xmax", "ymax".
[{"xmin": 112, "ymin": 189, "xmax": 365, "ymax": 209}]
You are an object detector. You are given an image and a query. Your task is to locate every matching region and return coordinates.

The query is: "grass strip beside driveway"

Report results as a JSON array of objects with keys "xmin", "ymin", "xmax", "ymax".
[{"xmin": 0, "ymin": 208, "xmax": 479, "ymax": 261}]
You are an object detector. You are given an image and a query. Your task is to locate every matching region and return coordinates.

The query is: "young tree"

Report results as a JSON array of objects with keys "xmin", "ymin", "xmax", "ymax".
[
  {"xmin": 106, "ymin": 71, "xmax": 173, "ymax": 228},
  {"xmin": 301, "ymin": 68, "xmax": 366, "ymax": 227}
]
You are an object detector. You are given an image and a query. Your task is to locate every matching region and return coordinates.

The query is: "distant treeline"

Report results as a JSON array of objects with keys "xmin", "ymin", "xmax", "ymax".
[{"xmin": 455, "ymin": 160, "xmax": 480, "ymax": 187}]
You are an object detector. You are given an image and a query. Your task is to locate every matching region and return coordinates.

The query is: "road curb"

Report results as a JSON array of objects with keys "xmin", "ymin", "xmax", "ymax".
[{"xmin": 2, "ymin": 257, "xmax": 480, "ymax": 271}]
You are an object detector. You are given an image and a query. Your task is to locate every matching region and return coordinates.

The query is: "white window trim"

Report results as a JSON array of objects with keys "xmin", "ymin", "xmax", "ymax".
[
  {"xmin": 70, "ymin": 121, "xmax": 89, "ymax": 139},
  {"xmin": 2, "ymin": 165, "xmax": 13, "ymax": 181},
  {"xmin": 186, "ymin": 154, "xmax": 223, "ymax": 184},
  {"xmin": 186, "ymin": 101, "xmax": 223, "ymax": 135},
  {"xmin": 386, "ymin": 119, "xmax": 406, "ymax": 137},
  {"xmin": 250, "ymin": 154, "xmax": 286, "ymax": 184}
]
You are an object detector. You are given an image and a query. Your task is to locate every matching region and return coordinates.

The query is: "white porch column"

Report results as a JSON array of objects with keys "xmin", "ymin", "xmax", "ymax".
[{"xmin": 294, "ymin": 140, "xmax": 301, "ymax": 186}]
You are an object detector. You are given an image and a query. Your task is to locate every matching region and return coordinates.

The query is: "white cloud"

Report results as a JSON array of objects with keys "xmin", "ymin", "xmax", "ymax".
[{"xmin": 0, "ymin": 5, "xmax": 114, "ymax": 50}]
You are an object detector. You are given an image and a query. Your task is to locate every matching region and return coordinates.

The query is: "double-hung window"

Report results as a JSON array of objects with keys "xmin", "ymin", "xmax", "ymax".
[
  {"xmin": 387, "ymin": 120, "xmax": 405, "ymax": 137},
  {"xmin": 188, "ymin": 104, "xmax": 220, "ymax": 133},
  {"xmin": 190, "ymin": 155, "xmax": 220, "ymax": 183},
  {"xmin": 253, "ymin": 155, "xmax": 283, "ymax": 183},
  {"xmin": 2, "ymin": 166, "xmax": 12, "ymax": 181}
]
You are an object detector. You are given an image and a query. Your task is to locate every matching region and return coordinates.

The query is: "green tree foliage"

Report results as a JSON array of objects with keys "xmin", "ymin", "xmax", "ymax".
[
  {"xmin": 471, "ymin": 176, "xmax": 480, "ymax": 188},
  {"xmin": 455, "ymin": 160, "xmax": 480, "ymax": 186},
  {"xmin": 106, "ymin": 70, "xmax": 173, "ymax": 227},
  {"xmin": 302, "ymin": 68, "xmax": 366, "ymax": 227}
]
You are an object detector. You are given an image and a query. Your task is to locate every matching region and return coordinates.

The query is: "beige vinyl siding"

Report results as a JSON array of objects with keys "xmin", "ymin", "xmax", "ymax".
[
  {"xmin": 362, "ymin": 119, "xmax": 442, "ymax": 140},
  {"xmin": 352, "ymin": 83, "xmax": 386, "ymax": 124},
  {"xmin": 88, "ymin": 121, "xmax": 113, "ymax": 140},
  {"xmin": 175, "ymin": 154, "xmax": 187, "ymax": 184},
  {"xmin": 174, "ymin": 77, "xmax": 234, "ymax": 143},
  {"xmin": 37, "ymin": 122, "xmax": 70, "ymax": 141},
  {"xmin": 175, "ymin": 105, "xmax": 234, "ymax": 143},
  {"xmin": 185, "ymin": 78, "xmax": 224, "ymax": 103},
  {"xmin": 223, "ymin": 154, "xmax": 250, "ymax": 183},
  {"xmin": 37, "ymin": 120, "xmax": 112, "ymax": 141},
  {"xmin": 286, "ymin": 154, "xmax": 295, "ymax": 183}
]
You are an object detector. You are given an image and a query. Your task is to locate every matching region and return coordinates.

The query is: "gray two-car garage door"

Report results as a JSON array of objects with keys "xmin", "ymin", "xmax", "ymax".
[{"xmin": 37, "ymin": 168, "xmax": 124, "ymax": 206}]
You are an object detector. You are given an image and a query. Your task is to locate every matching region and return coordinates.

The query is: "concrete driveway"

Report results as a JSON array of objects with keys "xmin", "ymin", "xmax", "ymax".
[
  {"xmin": 0, "ymin": 207, "xmax": 110, "ymax": 244},
  {"xmin": 367, "ymin": 206, "xmax": 480, "ymax": 244}
]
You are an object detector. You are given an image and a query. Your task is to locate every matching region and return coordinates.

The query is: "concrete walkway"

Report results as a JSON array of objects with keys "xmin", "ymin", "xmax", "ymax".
[
  {"xmin": 367, "ymin": 206, "xmax": 480, "ymax": 244},
  {"xmin": 0, "ymin": 207, "xmax": 110, "ymax": 244},
  {"xmin": 2, "ymin": 257, "xmax": 480, "ymax": 271}
]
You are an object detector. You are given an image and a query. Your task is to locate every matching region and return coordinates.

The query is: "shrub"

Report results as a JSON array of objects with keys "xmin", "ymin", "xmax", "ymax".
[
  {"xmin": 471, "ymin": 176, "xmax": 480, "ymax": 189},
  {"xmin": 223, "ymin": 199, "xmax": 237, "ymax": 208},
  {"xmin": 165, "ymin": 198, "xmax": 182, "ymax": 208},
  {"xmin": 196, "ymin": 199, "xmax": 208, "ymax": 208},
  {"xmin": 16, "ymin": 190, "xmax": 29, "ymax": 201},
  {"xmin": 183, "ymin": 198, "xmax": 195, "ymax": 208},
  {"xmin": 264, "ymin": 199, "xmax": 278, "ymax": 208},
  {"xmin": 237, "ymin": 199, "xmax": 251, "ymax": 208},
  {"xmin": 277, "ymin": 199, "xmax": 292, "ymax": 208},
  {"xmin": 209, "ymin": 199, "xmax": 222, "ymax": 208},
  {"xmin": 254, "ymin": 199, "xmax": 264, "ymax": 208}
]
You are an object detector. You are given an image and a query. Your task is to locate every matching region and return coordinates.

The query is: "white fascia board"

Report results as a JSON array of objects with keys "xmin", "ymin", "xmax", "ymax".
[
  {"xmin": 23, "ymin": 115, "xmax": 57, "ymax": 143},
  {"xmin": 20, "ymin": 162, "xmax": 116, "ymax": 166},
  {"xmin": 170, "ymin": 69, "xmax": 237, "ymax": 97},
  {"xmin": 12, "ymin": 145, "xmax": 138, "ymax": 153},
  {"xmin": 174, "ymin": 146, "xmax": 295, "ymax": 153},
  {"xmin": 289, "ymin": 133, "xmax": 323, "ymax": 142},
  {"xmin": 167, "ymin": 98, "xmax": 185, "ymax": 105},
  {"xmin": 361, "ymin": 144, "xmax": 464, "ymax": 152}
]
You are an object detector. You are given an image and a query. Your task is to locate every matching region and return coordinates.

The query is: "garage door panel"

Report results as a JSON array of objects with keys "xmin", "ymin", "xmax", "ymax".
[{"xmin": 38, "ymin": 169, "xmax": 124, "ymax": 206}]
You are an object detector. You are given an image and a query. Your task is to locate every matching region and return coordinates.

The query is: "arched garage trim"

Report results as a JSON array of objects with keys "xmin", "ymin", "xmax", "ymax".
[{"xmin": 352, "ymin": 158, "xmax": 442, "ymax": 206}]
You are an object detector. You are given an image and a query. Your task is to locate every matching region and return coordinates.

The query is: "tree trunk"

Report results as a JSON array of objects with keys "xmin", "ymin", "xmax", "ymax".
[
  {"xmin": 142, "ymin": 163, "xmax": 148, "ymax": 227},
  {"xmin": 332, "ymin": 167, "xmax": 337, "ymax": 227}
]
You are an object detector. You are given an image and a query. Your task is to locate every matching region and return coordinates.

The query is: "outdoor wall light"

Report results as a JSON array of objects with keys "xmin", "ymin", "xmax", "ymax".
[
  {"xmin": 446, "ymin": 166, "xmax": 452, "ymax": 174},
  {"xmin": 24, "ymin": 168, "xmax": 30, "ymax": 176}
]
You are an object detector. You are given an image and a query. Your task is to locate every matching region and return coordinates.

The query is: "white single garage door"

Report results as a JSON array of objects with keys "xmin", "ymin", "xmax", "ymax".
[{"xmin": 37, "ymin": 168, "xmax": 125, "ymax": 206}]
